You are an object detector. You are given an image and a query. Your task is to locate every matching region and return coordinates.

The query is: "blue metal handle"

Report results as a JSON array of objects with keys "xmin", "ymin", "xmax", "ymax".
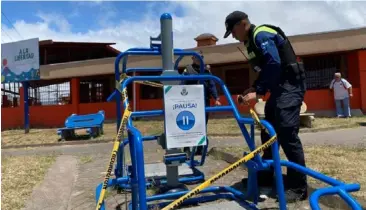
[
  {"xmin": 127, "ymin": 125, "xmax": 148, "ymax": 210},
  {"xmin": 107, "ymin": 90, "xmax": 117, "ymax": 102},
  {"xmin": 107, "ymin": 49, "xmax": 198, "ymax": 103},
  {"xmin": 120, "ymin": 75, "xmax": 254, "ymax": 124},
  {"xmin": 310, "ymin": 184, "xmax": 362, "ymax": 210},
  {"xmin": 115, "ymin": 51, "xmax": 205, "ymax": 75}
]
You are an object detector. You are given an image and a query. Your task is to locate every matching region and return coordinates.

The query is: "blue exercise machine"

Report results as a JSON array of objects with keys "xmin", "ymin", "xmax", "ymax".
[
  {"xmin": 95, "ymin": 13, "xmax": 363, "ymax": 210},
  {"xmin": 57, "ymin": 110, "xmax": 105, "ymax": 140}
]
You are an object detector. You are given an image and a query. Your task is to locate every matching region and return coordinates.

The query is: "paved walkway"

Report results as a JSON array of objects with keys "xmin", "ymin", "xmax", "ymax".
[
  {"xmin": 22, "ymin": 156, "xmax": 78, "ymax": 210},
  {"xmin": 3, "ymin": 127, "xmax": 366, "ymax": 157}
]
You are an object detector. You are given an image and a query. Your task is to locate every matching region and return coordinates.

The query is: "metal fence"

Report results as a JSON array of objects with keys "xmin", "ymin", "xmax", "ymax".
[
  {"xmin": 302, "ymin": 53, "xmax": 347, "ymax": 90},
  {"xmin": 1, "ymin": 82, "xmax": 21, "ymax": 107},
  {"xmin": 28, "ymin": 81, "xmax": 71, "ymax": 106}
]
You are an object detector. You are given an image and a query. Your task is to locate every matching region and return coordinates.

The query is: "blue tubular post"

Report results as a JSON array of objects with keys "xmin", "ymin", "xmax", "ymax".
[
  {"xmin": 129, "ymin": 125, "xmax": 148, "ymax": 210},
  {"xmin": 309, "ymin": 184, "xmax": 362, "ymax": 210},
  {"xmin": 127, "ymin": 131, "xmax": 139, "ymax": 210},
  {"xmin": 116, "ymin": 55, "xmax": 128, "ymax": 178},
  {"xmin": 265, "ymin": 159, "xmax": 363, "ymax": 209},
  {"xmin": 125, "ymin": 67, "xmax": 163, "ymax": 74},
  {"xmin": 337, "ymin": 187, "xmax": 362, "ymax": 210},
  {"xmin": 261, "ymin": 120, "xmax": 287, "ymax": 210},
  {"xmin": 121, "ymin": 75, "xmax": 249, "ymax": 122},
  {"xmin": 174, "ymin": 55, "xmax": 184, "ymax": 70},
  {"xmin": 114, "ymin": 50, "xmax": 163, "ymax": 177},
  {"xmin": 277, "ymin": 160, "xmax": 344, "ymax": 186}
]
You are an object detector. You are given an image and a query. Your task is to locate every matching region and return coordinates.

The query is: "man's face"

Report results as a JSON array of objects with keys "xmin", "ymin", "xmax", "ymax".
[
  {"xmin": 192, "ymin": 55, "xmax": 203, "ymax": 65},
  {"xmin": 232, "ymin": 20, "xmax": 249, "ymax": 42},
  {"xmin": 335, "ymin": 75, "xmax": 341, "ymax": 81}
]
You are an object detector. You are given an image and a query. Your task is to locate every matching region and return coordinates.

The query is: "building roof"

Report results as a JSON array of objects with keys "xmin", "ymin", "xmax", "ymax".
[
  {"xmin": 39, "ymin": 39, "xmax": 117, "ymax": 47},
  {"xmin": 40, "ymin": 27, "xmax": 366, "ymax": 80},
  {"xmin": 39, "ymin": 39, "xmax": 121, "ymax": 55}
]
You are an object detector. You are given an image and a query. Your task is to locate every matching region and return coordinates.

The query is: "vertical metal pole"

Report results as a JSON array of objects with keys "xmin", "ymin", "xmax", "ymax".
[
  {"xmin": 160, "ymin": 13, "xmax": 182, "ymax": 190},
  {"xmin": 272, "ymin": 141, "xmax": 287, "ymax": 210},
  {"xmin": 161, "ymin": 13, "xmax": 174, "ymax": 71},
  {"xmin": 160, "ymin": 13, "xmax": 180, "ymax": 86},
  {"xmin": 23, "ymin": 81, "xmax": 30, "ymax": 134},
  {"xmin": 129, "ymin": 132, "xmax": 139, "ymax": 210}
]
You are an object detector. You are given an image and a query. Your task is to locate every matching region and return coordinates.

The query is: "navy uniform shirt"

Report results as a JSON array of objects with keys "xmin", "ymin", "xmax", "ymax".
[
  {"xmin": 251, "ymin": 29, "xmax": 305, "ymax": 108},
  {"xmin": 251, "ymin": 30, "xmax": 285, "ymax": 96}
]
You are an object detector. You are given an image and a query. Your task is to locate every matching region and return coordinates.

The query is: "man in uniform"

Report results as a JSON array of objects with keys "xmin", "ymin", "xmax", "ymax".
[
  {"xmin": 223, "ymin": 11, "xmax": 308, "ymax": 202},
  {"xmin": 182, "ymin": 51, "xmax": 221, "ymax": 156}
]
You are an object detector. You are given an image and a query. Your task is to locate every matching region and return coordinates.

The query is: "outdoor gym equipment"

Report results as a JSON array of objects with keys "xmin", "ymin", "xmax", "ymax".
[
  {"xmin": 57, "ymin": 110, "xmax": 105, "ymax": 140},
  {"xmin": 95, "ymin": 13, "xmax": 363, "ymax": 210}
]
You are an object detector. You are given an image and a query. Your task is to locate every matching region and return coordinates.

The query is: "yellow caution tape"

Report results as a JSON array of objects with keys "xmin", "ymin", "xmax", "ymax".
[
  {"xmin": 162, "ymin": 108, "xmax": 276, "ymax": 210},
  {"xmin": 162, "ymin": 136, "xmax": 277, "ymax": 210},
  {"xmin": 95, "ymin": 87, "xmax": 132, "ymax": 210},
  {"xmin": 249, "ymin": 108, "xmax": 265, "ymax": 131},
  {"xmin": 119, "ymin": 73, "xmax": 164, "ymax": 88},
  {"xmin": 97, "ymin": 72, "xmax": 163, "ymax": 210},
  {"xmin": 97, "ymin": 72, "xmax": 272, "ymax": 210}
]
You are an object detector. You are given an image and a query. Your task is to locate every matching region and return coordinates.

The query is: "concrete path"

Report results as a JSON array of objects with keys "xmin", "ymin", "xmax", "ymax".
[
  {"xmin": 3, "ymin": 127, "xmax": 366, "ymax": 157},
  {"xmin": 22, "ymin": 155, "xmax": 78, "ymax": 210}
]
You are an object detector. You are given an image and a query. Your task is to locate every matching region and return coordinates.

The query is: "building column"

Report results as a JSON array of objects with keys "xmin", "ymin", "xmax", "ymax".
[
  {"xmin": 358, "ymin": 50, "xmax": 366, "ymax": 113},
  {"xmin": 71, "ymin": 78, "xmax": 80, "ymax": 114}
]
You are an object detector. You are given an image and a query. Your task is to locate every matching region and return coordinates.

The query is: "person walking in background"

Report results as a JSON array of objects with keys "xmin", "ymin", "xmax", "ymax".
[
  {"xmin": 329, "ymin": 72, "xmax": 353, "ymax": 118},
  {"xmin": 181, "ymin": 51, "xmax": 221, "ymax": 156}
]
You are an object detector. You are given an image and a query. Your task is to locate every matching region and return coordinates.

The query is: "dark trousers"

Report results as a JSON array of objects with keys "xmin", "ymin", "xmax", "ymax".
[{"xmin": 258, "ymin": 96, "xmax": 307, "ymax": 190}]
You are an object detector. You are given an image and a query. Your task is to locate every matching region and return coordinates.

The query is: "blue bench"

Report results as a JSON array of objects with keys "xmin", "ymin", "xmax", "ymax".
[{"xmin": 57, "ymin": 110, "xmax": 105, "ymax": 140}]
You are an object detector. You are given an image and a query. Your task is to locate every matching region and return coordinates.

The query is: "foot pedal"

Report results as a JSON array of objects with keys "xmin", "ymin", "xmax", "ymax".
[
  {"xmin": 164, "ymin": 153, "xmax": 187, "ymax": 165},
  {"xmin": 144, "ymin": 162, "xmax": 194, "ymax": 179}
]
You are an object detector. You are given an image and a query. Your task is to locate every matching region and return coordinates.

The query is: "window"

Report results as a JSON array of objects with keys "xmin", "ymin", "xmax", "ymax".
[
  {"xmin": 80, "ymin": 76, "xmax": 111, "ymax": 103},
  {"xmin": 1, "ymin": 82, "xmax": 21, "ymax": 107},
  {"xmin": 28, "ymin": 80, "xmax": 71, "ymax": 106},
  {"xmin": 302, "ymin": 53, "xmax": 348, "ymax": 90}
]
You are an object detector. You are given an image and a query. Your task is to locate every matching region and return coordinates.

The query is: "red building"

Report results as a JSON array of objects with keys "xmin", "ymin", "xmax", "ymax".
[{"xmin": 2, "ymin": 27, "xmax": 366, "ymax": 130}]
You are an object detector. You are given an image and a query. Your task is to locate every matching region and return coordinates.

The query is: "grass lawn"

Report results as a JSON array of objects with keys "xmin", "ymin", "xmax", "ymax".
[
  {"xmin": 1, "ymin": 155, "xmax": 56, "ymax": 210},
  {"xmin": 216, "ymin": 145, "xmax": 366, "ymax": 201},
  {"xmin": 1, "ymin": 116, "xmax": 365, "ymax": 147}
]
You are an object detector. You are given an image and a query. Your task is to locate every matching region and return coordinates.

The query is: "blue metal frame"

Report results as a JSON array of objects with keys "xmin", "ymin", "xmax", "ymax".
[
  {"xmin": 96, "ymin": 68, "xmax": 363, "ymax": 210},
  {"xmin": 109, "ymin": 46, "xmax": 209, "ymax": 179},
  {"xmin": 96, "ymin": 19, "xmax": 362, "ymax": 210}
]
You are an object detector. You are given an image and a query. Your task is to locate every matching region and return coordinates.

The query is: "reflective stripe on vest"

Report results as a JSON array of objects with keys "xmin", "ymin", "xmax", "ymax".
[{"xmin": 252, "ymin": 25, "xmax": 278, "ymax": 48}]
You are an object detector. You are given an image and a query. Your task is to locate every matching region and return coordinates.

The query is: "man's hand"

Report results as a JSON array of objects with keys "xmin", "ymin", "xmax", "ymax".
[
  {"xmin": 214, "ymin": 100, "xmax": 221, "ymax": 106},
  {"xmin": 237, "ymin": 95, "xmax": 249, "ymax": 106},
  {"xmin": 350, "ymin": 93, "xmax": 353, "ymax": 97},
  {"xmin": 243, "ymin": 92, "xmax": 257, "ymax": 104},
  {"xmin": 237, "ymin": 92, "xmax": 264, "ymax": 106}
]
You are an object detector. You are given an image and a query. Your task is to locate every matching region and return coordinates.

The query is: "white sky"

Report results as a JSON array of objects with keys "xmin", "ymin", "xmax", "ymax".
[{"xmin": 1, "ymin": 1, "xmax": 366, "ymax": 52}]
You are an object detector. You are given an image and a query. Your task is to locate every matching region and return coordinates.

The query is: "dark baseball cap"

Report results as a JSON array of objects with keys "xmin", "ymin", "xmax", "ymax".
[{"xmin": 223, "ymin": 11, "xmax": 248, "ymax": 38}]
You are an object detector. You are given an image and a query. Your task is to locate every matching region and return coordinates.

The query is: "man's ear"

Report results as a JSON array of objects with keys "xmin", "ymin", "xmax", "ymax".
[{"xmin": 243, "ymin": 20, "xmax": 251, "ymax": 30}]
